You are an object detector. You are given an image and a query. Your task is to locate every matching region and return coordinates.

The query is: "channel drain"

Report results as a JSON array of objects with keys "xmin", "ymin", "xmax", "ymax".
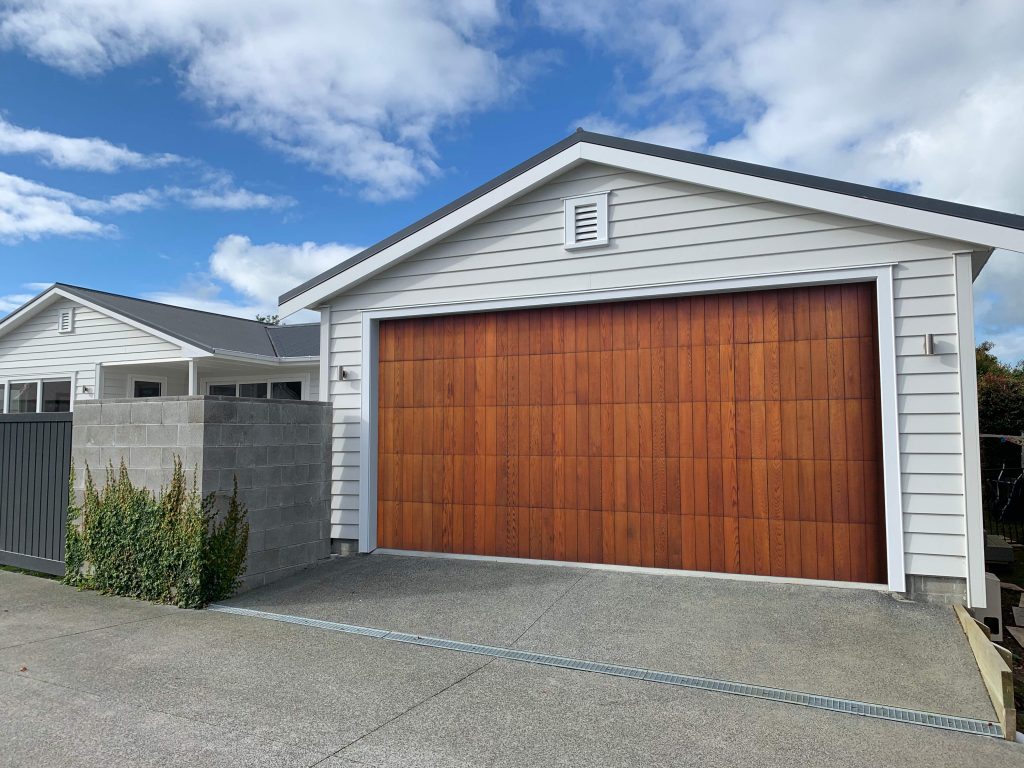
[{"xmin": 207, "ymin": 604, "xmax": 1004, "ymax": 739}]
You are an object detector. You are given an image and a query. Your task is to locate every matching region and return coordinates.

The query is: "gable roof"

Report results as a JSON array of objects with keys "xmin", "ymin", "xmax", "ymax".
[
  {"xmin": 0, "ymin": 283, "xmax": 319, "ymax": 358},
  {"xmin": 279, "ymin": 129, "xmax": 1024, "ymax": 314}
]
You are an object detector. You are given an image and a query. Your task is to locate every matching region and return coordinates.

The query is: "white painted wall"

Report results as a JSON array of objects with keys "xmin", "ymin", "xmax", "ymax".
[
  {"xmin": 0, "ymin": 297, "xmax": 183, "ymax": 405},
  {"xmin": 322, "ymin": 162, "xmax": 975, "ymax": 583}
]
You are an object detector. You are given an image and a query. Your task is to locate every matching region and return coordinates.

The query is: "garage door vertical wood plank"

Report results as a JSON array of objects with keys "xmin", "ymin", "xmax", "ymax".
[{"xmin": 378, "ymin": 284, "xmax": 884, "ymax": 582}]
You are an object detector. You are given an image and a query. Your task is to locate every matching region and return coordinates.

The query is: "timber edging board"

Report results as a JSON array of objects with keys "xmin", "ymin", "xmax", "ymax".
[{"xmin": 954, "ymin": 603, "xmax": 1016, "ymax": 740}]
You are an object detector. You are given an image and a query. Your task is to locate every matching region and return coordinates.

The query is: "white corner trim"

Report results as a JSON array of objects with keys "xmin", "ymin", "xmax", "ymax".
[
  {"xmin": 955, "ymin": 251, "xmax": 986, "ymax": 609},
  {"xmin": 355, "ymin": 264, "xmax": 907, "ymax": 594},
  {"xmin": 359, "ymin": 309, "xmax": 379, "ymax": 553},
  {"xmin": 319, "ymin": 309, "xmax": 331, "ymax": 405}
]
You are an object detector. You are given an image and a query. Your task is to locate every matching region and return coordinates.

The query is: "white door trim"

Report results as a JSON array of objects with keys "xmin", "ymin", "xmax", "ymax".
[{"xmin": 358, "ymin": 263, "xmax": 906, "ymax": 592}]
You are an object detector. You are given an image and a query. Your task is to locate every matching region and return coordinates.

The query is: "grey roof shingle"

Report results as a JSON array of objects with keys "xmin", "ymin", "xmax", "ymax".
[
  {"xmin": 56, "ymin": 284, "xmax": 318, "ymax": 358},
  {"xmin": 280, "ymin": 129, "xmax": 1024, "ymax": 305}
]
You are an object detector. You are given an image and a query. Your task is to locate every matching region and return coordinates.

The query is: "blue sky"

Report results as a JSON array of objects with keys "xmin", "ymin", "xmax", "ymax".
[{"xmin": 1, "ymin": 1, "xmax": 1022, "ymax": 358}]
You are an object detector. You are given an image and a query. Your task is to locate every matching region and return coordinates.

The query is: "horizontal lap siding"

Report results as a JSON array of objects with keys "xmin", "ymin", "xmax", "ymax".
[
  {"xmin": 325, "ymin": 163, "xmax": 970, "ymax": 580},
  {"xmin": 0, "ymin": 299, "xmax": 182, "ymax": 403}
]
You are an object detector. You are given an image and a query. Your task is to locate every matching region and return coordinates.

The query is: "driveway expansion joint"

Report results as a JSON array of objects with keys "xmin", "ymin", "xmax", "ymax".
[{"xmin": 207, "ymin": 603, "xmax": 1005, "ymax": 740}]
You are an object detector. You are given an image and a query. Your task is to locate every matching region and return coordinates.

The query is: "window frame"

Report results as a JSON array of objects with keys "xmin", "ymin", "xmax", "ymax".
[
  {"xmin": 1, "ymin": 376, "xmax": 74, "ymax": 413},
  {"xmin": 202, "ymin": 373, "xmax": 309, "ymax": 401},
  {"xmin": 128, "ymin": 375, "xmax": 168, "ymax": 399}
]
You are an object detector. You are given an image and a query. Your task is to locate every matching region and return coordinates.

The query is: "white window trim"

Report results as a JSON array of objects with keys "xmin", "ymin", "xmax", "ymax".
[
  {"xmin": 563, "ymin": 191, "xmax": 609, "ymax": 250},
  {"xmin": 200, "ymin": 373, "xmax": 310, "ymax": 400},
  {"xmin": 128, "ymin": 374, "xmax": 168, "ymax": 399},
  {"xmin": 1, "ymin": 377, "xmax": 74, "ymax": 413},
  {"xmin": 356, "ymin": 263, "xmax": 906, "ymax": 594}
]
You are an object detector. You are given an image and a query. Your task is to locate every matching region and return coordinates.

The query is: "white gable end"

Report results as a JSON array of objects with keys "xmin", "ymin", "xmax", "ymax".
[
  {"xmin": 0, "ymin": 296, "xmax": 183, "ymax": 400},
  {"xmin": 322, "ymin": 160, "xmax": 978, "ymax": 600}
]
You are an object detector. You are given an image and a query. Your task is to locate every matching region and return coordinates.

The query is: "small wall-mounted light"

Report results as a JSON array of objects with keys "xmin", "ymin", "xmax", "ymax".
[
  {"xmin": 923, "ymin": 334, "xmax": 936, "ymax": 355},
  {"xmin": 78, "ymin": 385, "xmax": 92, "ymax": 394},
  {"xmin": 339, "ymin": 366, "xmax": 348, "ymax": 380}
]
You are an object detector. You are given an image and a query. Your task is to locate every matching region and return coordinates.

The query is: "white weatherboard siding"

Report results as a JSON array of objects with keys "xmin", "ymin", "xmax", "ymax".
[
  {"xmin": 322, "ymin": 162, "xmax": 974, "ymax": 583},
  {"xmin": 0, "ymin": 297, "xmax": 182, "ymax": 402}
]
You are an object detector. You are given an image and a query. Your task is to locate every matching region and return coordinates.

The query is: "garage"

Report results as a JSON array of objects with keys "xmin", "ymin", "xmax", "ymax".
[{"xmin": 376, "ymin": 283, "xmax": 886, "ymax": 583}]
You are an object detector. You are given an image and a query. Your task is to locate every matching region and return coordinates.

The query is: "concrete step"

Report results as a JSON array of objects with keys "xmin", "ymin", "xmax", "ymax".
[{"xmin": 1007, "ymin": 625, "xmax": 1024, "ymax": 648}]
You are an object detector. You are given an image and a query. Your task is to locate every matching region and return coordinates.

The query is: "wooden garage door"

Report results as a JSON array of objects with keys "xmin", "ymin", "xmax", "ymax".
[{"xmin": 377, "ymin": 284, "xmax": 886, "ymax": 583}]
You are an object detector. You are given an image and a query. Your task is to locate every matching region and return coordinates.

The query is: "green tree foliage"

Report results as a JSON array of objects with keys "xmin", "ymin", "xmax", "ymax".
[
  {"xmin": 976, "ymin": 341, "xmax": 1024, "ymax": 436},
  {"xmin": 255, "ymin": 313, "xmax": 280, "ymax": 325},
  {"xmin": 64, "ymin": 457, "xmax": 249, "ymax": 608}
]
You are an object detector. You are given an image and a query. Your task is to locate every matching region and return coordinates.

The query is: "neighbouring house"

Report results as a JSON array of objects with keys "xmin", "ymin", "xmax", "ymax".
[
  {"xmin": 0, "ymin": 284, "xmax": 321, "ymax": 411},
  {"xmin": 279, "ymin": 130, "xmax": 1024, "ymax": 608}
]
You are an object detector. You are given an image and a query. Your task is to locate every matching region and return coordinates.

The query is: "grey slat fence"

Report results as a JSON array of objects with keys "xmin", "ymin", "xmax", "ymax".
[{"xmin": 0, "ymin": 412, "xmax": 72, "ymax": 575}]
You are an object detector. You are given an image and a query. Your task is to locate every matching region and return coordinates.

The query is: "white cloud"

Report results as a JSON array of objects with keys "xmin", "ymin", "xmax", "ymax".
[
  {"xmin": 0, "ymin": 171, "xmax": 114, "ymax": 241},
  {"xmin": 535, "ymin": 0, "xmax": 1024, "ymax": 361},
  {"xmin": 165, "ymin": 173, "xmax": 294, "ymax": 211},
  {"xmin": 144, "ymin": 234, "xmax": 361, "ymax": 322},
  {"xmin": 209, "ymin": 234, "xmax": 361, "ymax": 305},
  {"xmin": 0, "ymin": 1, "xmax": 517, "ymax": 199},
  {"xmin": 0, "ymin": 115, "xmax": 180, "ymax": 171},
  {"xmin": 0, "ymin": 168, "xmax": 293, "ymax": 242},
  {"xmin": 0, "ymin": 290, "xmax": 36, "ymax": 313}
]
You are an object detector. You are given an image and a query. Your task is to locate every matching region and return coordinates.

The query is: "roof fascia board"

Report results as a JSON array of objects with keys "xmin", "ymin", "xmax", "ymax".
[
  {"xmin": 0, "ymin": 289, "xmax": 60, "ymax": 337},
  {"xmin": 579, "ymin": 144, "xmax": 1024, "ymax": 253},
  {"xmin": 0, "ymin": 286, "xmax": 211, "ymax": 358},
  {"xmin": 278, "ymin": 145, "xmax": 586, "ymax": 315},
  {"xmin": 210, "ymin": 349, "xmax": 319, "ymax": 364},
  {"xmin": 280, "ymin": 138, "xmax": 1024, "ymax": 313}
]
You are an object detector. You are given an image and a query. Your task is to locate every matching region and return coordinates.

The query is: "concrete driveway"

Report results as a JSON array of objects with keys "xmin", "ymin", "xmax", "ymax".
[{"xmin": 1, "ymin": 557, "xmax": 1021, "ymax": 767}]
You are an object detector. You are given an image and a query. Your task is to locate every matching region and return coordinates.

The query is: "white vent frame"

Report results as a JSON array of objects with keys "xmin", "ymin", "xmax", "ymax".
[
  {"xmin": 56, "ymin": 307, "xmax": 75, "ymax": 334},
  {"xmin": 563, "ymin": 191, "xmax": 609, "ymax": 250}
]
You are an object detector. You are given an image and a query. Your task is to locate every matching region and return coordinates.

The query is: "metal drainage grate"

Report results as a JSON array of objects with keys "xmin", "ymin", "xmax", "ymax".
[{"xmin": 207, "ymin": 604, "xmax": 1004, "ymax": 739}]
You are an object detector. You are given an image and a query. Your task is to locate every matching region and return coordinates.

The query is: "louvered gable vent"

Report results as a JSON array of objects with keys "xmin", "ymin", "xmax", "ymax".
[
  {"xmin": 57, "ymin": 307, "xmax": 75, "ymax": 334},
  {"xmin": 563, "ymin": 191, "xmax": 609, "ymax": 249}
]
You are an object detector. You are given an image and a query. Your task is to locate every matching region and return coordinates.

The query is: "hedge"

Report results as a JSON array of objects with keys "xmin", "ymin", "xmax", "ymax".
[{"xmin": 64, "ymin": 457, "xmax": 249, "ymax": 608}]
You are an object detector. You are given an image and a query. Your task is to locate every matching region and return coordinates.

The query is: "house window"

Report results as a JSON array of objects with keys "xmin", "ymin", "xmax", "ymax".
[
  {"xmin": 206, "ymin": 380, "xmax": 303, "ymax": 399},
  {"xmin": 132, "ymin": 379, "xmax": 163, "ymax": 398},
  {"xmin": 239, "ymin": 382, "xmax": 268, "ymax": 398},
  {"xmin": 41, "ymin": 380, "xmax": 72, "ymax": 412},
  {"xmin": 563, "ymin": 192, "xmax": 609, "ymax": 249},
  {"xmin": 9, "ymin": 382, "xmax": 38, "ymax": 413},
  {"xmin": 271, "ymin": 381, "xmax": 302, "ymax": 400}
]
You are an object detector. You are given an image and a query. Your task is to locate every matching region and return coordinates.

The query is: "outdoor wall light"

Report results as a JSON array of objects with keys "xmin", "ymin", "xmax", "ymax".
[{"xmin": 923, "ymin": 333, "xmax": 936, "ymax": 355}]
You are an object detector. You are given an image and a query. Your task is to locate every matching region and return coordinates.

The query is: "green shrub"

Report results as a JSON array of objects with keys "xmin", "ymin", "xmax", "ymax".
[{"xmin": 64, "ymin": 457, "xmax": 249, "ymax": 608}]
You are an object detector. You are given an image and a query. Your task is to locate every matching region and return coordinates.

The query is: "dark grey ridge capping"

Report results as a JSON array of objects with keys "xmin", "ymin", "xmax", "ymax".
[
  {"xmin": 32, "ymin": 283, "xmax": 319, "ymax": 358},
  {"xmin": 279, "ymin": 128, "xmax": 1024, "ymax": 305}
]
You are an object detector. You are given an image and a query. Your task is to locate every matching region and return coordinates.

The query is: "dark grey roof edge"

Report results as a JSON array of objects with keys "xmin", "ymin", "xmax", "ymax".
[
  {"xmin": 279, "ymin": 131, "xmax": 586, "ymax": 305},
  {"xmin": 55, "ymin": 283, "xmax": 314, "ymax": 357},
  {"xmin": 280, "ymin": 129, "xmax": 1024, "ymax": 306}
]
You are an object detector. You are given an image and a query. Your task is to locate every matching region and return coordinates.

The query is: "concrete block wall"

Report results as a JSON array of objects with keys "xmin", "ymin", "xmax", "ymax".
[{"xmin": 71, "ymin": 395, "xmax": 332, "ymax": 591}]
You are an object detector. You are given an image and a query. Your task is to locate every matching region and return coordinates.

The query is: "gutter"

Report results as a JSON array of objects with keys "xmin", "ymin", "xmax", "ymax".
[{"xmin": 211, "ymin": 349, "xmax": 320, "ymax": 365}]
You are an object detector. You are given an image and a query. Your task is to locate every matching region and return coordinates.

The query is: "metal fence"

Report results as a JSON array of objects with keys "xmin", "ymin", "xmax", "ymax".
[
  {"xmin": 0, "ymin": 412, "xmax": 72, "ymax": 575},
  {"xmin": 982, "ymin": 465, "xmax": 1024, "ymax": 544}
]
